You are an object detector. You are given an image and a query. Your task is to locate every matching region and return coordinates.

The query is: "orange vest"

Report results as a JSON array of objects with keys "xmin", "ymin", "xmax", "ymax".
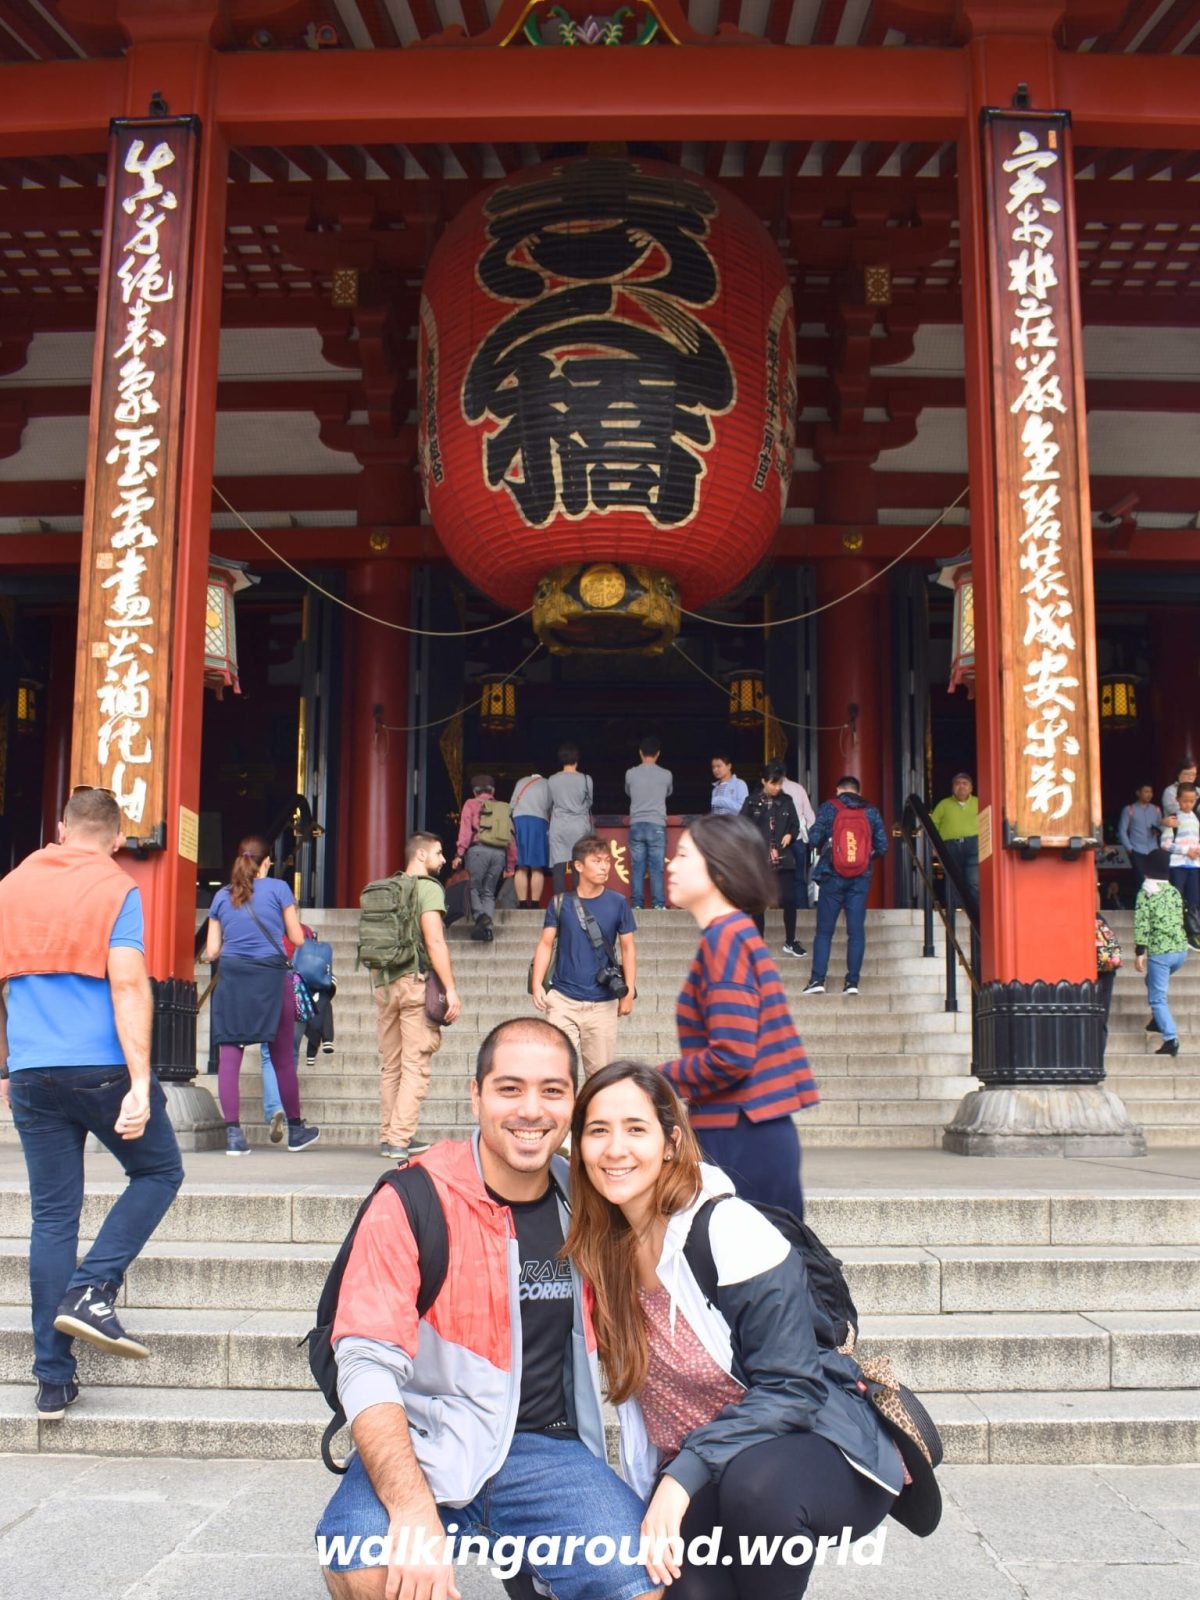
[{"xmin": 0, "ymin": 844, "xmax": 136, "ymax": 981}]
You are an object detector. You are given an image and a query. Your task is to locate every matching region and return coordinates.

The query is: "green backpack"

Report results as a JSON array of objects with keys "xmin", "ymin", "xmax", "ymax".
[
  {"xmin": 357, "ymin": 872, "xmax": 423, "ymax": 978},
  {"xmin": 476, "ymin": 799, "xmax": 513, "ymax": 849}
]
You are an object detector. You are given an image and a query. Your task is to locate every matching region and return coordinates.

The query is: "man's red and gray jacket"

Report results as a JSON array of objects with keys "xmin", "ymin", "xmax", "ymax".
[{"xmin": 332, "ymin": 1134, "xmax": 607, "ymax": 1505}]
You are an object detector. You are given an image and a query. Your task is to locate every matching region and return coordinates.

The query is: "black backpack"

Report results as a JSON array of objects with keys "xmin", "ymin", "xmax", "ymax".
[
  {"xmin": 682, "ymin": 1196, "xmax": 859, "ymax": 1353},
  {"xmin": 304, "ymin": 1164, "xmax": 449, "ymax": 1475}
]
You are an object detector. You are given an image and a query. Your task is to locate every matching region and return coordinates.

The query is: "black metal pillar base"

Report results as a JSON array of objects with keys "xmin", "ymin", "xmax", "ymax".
[
  {"xmin": 151, "ymin": 979, "xmax": 224, "ymax": 1151},
  {"xmin": 151, "ymin": 978, "xmax": 199, "ymax": 1083},
  {"xmin": 943, "ymin": 979, "xmax": 1146, "ymax": 1157}
]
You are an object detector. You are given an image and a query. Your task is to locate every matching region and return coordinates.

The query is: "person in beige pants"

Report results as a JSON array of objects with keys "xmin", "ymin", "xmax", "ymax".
[
  {"xmin": 372, "ymin": 832, "xmax": 461, "ymax": 1161},
  {"xmin": 531, "ymin": 833, "xmax": 636, "ymax": 1077}
]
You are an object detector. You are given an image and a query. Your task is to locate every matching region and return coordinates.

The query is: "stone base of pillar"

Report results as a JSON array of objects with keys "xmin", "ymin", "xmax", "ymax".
[
  {"xmin": 85, "ymin": 1081, "xmax": 225, "ymax": 1155},
  {"xmin": 162, "ymin": 1082, "xmax": 226, "ymax": 1152},
  {"xmin": 943, "ymin": 1085, "xmax": 1147, "ymax": 1158}
]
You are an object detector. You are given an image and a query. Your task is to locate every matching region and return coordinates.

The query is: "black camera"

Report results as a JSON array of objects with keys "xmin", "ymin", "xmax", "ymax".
[{"xmin": 597, "ymin": 964, "xmax": 629, "ymax": 1000}]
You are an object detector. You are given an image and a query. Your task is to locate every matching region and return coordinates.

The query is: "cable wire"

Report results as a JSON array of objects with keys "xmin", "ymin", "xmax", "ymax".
[
  {"xmin": 377, "ymin": 642, "xmax": 545, "ymax": 736},
  {"xmin": 211, "ymin": 487, "xmax": 533, "ymax": 638},
  {"xmin": 678, "ymin": 488, "xmax": 970, "ymax": 629},
  {"xmin": 670, "ymin": 643, "xmax": 851, "ymax": 732}
]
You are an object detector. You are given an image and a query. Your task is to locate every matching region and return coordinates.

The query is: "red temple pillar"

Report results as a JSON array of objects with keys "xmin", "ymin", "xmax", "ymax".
[
  {"xmin": 39, "ymin": 610, "xmax": 75, "ymax": 847},
  {"xmin": 817, "ymin": 558, "xmax": 885, "ymax": 903},
  {"xmin": 949, "ymin": 21, "xmax": 1143, "ymax": 1154},
  {"xmin": 345, "ymin": 560, "xmax": 411, "ymax": 896}
]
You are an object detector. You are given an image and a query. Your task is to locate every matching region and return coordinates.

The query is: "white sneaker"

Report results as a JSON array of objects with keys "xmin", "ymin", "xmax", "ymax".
[{"xmin": 802, "ymin": 979, "xmax": 826, "ymax": 995}]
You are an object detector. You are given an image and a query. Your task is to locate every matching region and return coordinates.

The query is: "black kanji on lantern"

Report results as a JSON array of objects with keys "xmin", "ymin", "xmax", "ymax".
[{"xmin": 463, "ymin": 159, "xmax": 735, "ymax": 528}]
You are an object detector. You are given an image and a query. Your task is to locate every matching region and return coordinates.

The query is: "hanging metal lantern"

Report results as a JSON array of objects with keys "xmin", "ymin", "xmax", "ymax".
[
  {"xmin": 204, "ymin": 557, "xmax": 257, "ymax": 698},
  {"xmin": 1099, "ymin": 673, "xmax": 1138, "ymax": 730},
  {"xmin": 15, "ymin": 678, "xmax": 38, "ymax": 733},
  {"xmin": 419, "ymin": 152, "xmax": 796, "ymax": 653},
  {"xmin": 479, "ymin": 675, "xmax": 518, "ymax": 732},
  {"xmin": 728, "ymin": 669, "xmax": 766, "ymax": 728},
  {"xmin": 948, "ymin": 566, "xmax": 976, "ymax": 696}
]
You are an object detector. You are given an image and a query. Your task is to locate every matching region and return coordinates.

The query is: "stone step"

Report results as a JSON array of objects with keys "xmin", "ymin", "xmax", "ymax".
[
  {"xmin": 1, "ymin": 1303, "xmax": 1193, "ymax": 1397},
  {"xmin": 5, "ymin": 1239, "xmax": 1196, "ymax": 1318},
  {"xmin": 853, "ymin": 1310, "xmax": 1200, "ymax": 1392},
  {"xmin": 0, "ymin": 1305, "xmax": 311, "ymax": 1391},
  {"xmin": 7, "ymin": 1181, "xmax": 1196, "ymax": 1250},
  {"xmin": 3, "ymin": 1382, "xmax": 1200, "ymax": 1463}
]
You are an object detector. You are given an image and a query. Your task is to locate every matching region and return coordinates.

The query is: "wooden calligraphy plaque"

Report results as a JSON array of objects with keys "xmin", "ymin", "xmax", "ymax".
[
  {"xmin": 70, "ymin": 117, "xmax": 199, "ymax": 848},
  {"xmin": 982, "ymin": 110, "xmax": 1102, "ymax": 851}
]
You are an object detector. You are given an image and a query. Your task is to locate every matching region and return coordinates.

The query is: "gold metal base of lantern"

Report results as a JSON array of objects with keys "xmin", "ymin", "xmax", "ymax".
[{"xmin": 532, "ymin": 564, "xmax": 681, "ymax": 654}]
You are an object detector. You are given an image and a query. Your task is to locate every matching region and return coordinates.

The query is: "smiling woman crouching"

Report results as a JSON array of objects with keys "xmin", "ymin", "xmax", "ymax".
[{"xmin": 565, "ymin": 1062, "xmax": 906, "ymax": 1599}]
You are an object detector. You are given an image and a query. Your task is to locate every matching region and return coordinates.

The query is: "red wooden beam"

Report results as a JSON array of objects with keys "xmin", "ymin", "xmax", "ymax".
[
  {"xmin": 1059, "ymin": 51, "xmax": 1200, "ymax": 148},
  {"xmin": 9, "ymin": 519, "xmax": 1192, "ymax": 572},
  {"xmin": 0, "ymin": 58, "xmax": 123, "ymax": 156},
  {"xmin": 215, "ymin": 45, "xmax": 968, "ymax": 145}
]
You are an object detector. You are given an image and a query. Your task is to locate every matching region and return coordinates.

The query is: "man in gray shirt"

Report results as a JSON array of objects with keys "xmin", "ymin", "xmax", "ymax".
[{"xmin": 625, "ymin": 736, "xmax": 673, "ymax": 910}]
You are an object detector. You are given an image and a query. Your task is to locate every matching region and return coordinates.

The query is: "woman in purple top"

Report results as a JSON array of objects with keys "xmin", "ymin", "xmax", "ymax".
[{"xmin": 205, "ymin": 835, "xmax": 319, "ymax": 1155}]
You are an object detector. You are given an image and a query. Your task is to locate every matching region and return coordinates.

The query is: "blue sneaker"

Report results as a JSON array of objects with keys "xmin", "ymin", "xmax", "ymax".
[
  {"xmin": 53, "ymin": 1283, "xmax": 148, "ymax": 1359},
  {"xmin": 225, "ymin": 1124, "xmax": 251, "ymax": 1157},
  {"xmin": 36, "ymin": 1379, "xmax": 79, "ymax": 1419},
  {"xmin": 287, "ymin": 1119, "xmax": 320, "ymax": 1152}
]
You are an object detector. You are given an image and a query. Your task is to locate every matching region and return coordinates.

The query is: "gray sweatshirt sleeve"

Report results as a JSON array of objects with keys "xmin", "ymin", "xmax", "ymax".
[{"xmin": 335, "ymin": 1334, "xmax": 415, "ymax": 1426}]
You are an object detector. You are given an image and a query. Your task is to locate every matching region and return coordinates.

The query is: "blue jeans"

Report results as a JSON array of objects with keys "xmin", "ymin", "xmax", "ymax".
[
  {"xmin": 1147, "ymin": 948, "xmax": 1188, "ymax": 1041},
  {"xmin": 260, "ymin": 1042, "xmax": 284, "ymax": 1121},
  {"xmin": 8, "ymin": 1066, "xmax": 184, "ymax": 1383},
  {"xmin": 628, "ymin": 822, "xmax": 667, "ymax": 909},
  {"xmin": 811, "ymin": 872, "xmax": 871, "ymax": 984},
  {"xmin": 317, "ymin": 1433, "xmax": 654, "ymax": 1600}
]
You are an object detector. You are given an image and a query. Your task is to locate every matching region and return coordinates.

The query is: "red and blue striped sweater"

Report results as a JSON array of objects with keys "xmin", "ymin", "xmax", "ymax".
[{"xmin": 663, "ymin": 911, "xmax": 819, "ymax": 1128}]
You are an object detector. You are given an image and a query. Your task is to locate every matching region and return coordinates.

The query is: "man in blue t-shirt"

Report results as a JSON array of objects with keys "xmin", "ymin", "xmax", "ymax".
[
  {"xmin": 0, "ymin": 788, "xmax": 184, "ymax": 1421},
  {"xmin": 530, "ymin": 834, "xmax": 637, "ymax": 1078}
]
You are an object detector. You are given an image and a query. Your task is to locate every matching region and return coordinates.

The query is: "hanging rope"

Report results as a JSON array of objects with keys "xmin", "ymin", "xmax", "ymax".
[
  {"xmin": 211, "ymin": 487, "xmax": 534, "ymax": 638},
  {"xmin": 671, "ymin": 643, "xmax": 851, "ymax": 733},
  {"xmin": 678, "ymin": 488, "xmax": 970, "ymax": 629},
  {"xmin": 376, "ymin": 642, "xmax": 545, "ymax": 738}
]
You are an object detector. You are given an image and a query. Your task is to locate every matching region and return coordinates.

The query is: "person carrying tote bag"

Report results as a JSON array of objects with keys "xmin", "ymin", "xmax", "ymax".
[{"xmin": 205, "ymin": 835, "xmax": 320, "ymax": 1155}]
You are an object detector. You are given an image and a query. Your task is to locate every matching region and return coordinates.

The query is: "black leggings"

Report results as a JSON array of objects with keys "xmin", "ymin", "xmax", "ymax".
[
  {"xmin": 753, "ymin": 870, "xmax": 798, "ymax": 946},
  {"xmin": 671, "ymin": 1433, "xmax": 894, "ymax": 1600}
]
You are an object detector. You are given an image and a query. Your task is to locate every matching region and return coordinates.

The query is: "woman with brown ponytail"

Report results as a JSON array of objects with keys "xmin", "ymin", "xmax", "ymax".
[{"xmin": 204, "ymin": 836, "xmax": 320, "ymax": 1155}]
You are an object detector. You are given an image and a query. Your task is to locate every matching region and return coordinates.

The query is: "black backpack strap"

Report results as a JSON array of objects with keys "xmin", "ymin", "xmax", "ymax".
[
  {"xmin": 317, "ymin": 1163, "xmax": 449, "ymax": 1474},
  {"xmin": 681, "ymin": 1196, "xmax": 728, "ymax": 1307},
  {"xmin": 381, "ymin": 1163, "xmax": 450, "ymax": 1317}
]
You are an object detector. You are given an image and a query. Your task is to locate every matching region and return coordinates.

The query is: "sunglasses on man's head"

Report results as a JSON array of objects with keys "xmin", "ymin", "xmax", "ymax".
[{"xmin": 71, "ymin": 784, "xmax": 117, "ymax": 798}]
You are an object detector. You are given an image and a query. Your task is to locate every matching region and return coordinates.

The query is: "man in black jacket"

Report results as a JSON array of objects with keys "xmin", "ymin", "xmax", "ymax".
[
  {"xmin": 804, "ymin": 776, "xmax": 888, "ymax": 996},
  {"xmin": 742, "ymin": 762, "xmax": 806, "ymax": 957}
]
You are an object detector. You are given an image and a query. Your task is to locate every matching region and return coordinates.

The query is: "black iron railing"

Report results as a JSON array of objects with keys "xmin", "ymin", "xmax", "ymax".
[{"xmin": 897, "ymin": 793, "xmax": 981, "ymax": 1016}]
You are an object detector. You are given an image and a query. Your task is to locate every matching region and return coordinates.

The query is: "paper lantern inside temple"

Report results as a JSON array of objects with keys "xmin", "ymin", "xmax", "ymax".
[
  {"xmin": 204, "ymin": 557, "xmax": 258, "ymax": 697},
  {"xmin": 419, "ymin": 154, "xmax": 796, "ymax": 651}
]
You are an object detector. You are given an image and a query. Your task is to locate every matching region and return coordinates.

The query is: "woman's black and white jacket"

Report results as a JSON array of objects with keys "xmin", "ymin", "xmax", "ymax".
[{"xmin": 617, "ymin": 1165, "xmax": 905, "ymax": 1502}]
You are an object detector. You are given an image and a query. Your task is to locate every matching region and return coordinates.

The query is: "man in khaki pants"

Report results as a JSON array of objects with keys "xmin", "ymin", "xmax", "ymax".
[
  {"xmin": 530, "ymin": 833, "xmax": 636, "ymax": 1076},
  {"xmin": 372, "ymin": 833, "xmax": 460, "ymax": 1162}
]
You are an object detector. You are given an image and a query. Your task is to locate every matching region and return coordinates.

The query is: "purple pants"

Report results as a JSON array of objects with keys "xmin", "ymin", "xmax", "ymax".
[{"xmin": 217, "ymin": 975, "xmax": 300, "ymax": 1125}]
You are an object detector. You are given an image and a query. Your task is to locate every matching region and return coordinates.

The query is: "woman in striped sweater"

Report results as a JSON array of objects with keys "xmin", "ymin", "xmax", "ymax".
[{"xmin": 662, "ymin": 813, "xmax": 819, "ymax": 1217}]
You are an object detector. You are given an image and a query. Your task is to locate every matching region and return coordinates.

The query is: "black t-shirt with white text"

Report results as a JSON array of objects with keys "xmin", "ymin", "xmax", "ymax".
[{"xmin": 488, "ymin": 1182, "xmax": 576, "ymax": 1434}]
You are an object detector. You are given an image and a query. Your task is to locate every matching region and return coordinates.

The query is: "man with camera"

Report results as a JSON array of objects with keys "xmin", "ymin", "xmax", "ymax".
[{"xmin": 530, "ymin": 834, "xmax": 636, "ymax": 1078}]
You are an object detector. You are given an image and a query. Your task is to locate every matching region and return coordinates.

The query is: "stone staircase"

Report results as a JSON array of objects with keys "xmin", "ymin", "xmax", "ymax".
[
  {"xmin": 3, "ymin": 904, "xmax": 1199, "ymax": 1463},
  {"xmin": 1, "ymin": 1158, "xmax": 1199, "ymax": 1462},
  {"xmin": 199, "ymin": 908, "xmax": 980, "ymax": 1150},
  {"xmin": 196, "ymin": 906, "xmax": 1200, "ymax": 1149}
]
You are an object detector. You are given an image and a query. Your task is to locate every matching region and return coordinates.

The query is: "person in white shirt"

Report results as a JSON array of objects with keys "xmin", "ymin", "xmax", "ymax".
[
  {"xmin": 1163, "ymin": 781, "xmax": 1200, "ymax": 920},
  {"xmin": 1162, "ymin": 760, "xmax": 1197, "ymax": 819}
]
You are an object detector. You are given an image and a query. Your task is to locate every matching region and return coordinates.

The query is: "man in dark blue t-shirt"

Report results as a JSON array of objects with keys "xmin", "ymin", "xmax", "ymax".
[{"xmin": 530, "ymin": 833, "xmax": 636, "ymax": 1077}]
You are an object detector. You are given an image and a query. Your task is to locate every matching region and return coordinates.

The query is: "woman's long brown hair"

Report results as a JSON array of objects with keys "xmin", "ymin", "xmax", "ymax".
[
  {"xmin": 229, "ymin": 835, "xmax": 269, "ymax": 909},
  {"xmin": 564, "ymin": 1062, "xmax": 705, "ymax": 1405}
]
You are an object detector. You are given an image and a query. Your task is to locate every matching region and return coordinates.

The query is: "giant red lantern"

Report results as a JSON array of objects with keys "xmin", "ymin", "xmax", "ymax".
[{"xmin": 418, "ymin": 154, "xmax": 795, "ymax": 652}]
